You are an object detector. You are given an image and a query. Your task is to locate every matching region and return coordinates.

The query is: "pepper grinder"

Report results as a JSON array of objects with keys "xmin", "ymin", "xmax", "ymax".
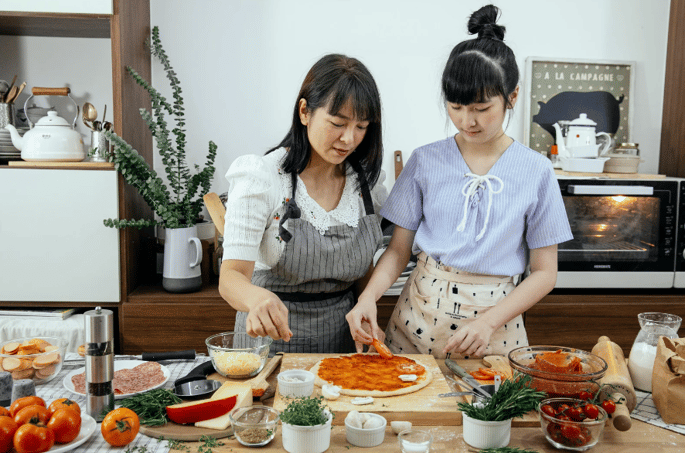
[{"xmin": 84, "ymin": 306, "xmax": 114, "ymax": 421}]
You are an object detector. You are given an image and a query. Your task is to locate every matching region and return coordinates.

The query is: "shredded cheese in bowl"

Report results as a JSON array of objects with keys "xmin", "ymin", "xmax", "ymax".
[{"xmin": 212, "ymin": 350, "xmax": 262, "ymax": 377}]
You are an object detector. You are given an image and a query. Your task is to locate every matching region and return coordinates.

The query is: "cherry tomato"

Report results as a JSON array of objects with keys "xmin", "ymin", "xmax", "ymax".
[
  {"xmin": 47, "ymin": 408, "xmax": 81, "ymax": 444},
  {"xmin": 13, "ymin": 406, "xmax": 50, "ymax": 427},
  {"xmin": 0, "ymin": 408, "xmax": 9, "ymax": 418},
  {"xmin": 13, "ymin": 422, "xmax": 55, "ymax": 453},
  {"xmin": 100, "ymin": 408, "xmax": 139, "ymax": 447},
  {"xmin": 601, "ymin": 399, "xmax": 616, "ymax": 414},
  {"xmin": 396, "ymin": 362, "xmax": 425, "ymax": 375},
  {"xmin": 547, "ymin": 422, "xmax": 564, "ymax": 443},
  {"xmin": 9, "ymin": 397, "xmax": 45, "ymax": 418},
  {"xmin": 0, "ymin": 416, "xmax": 19, "ymax": 453},
  {"xmin": 469, "ymin": 371, "xmax": 492, "ymax": 381},
  {"xmin": 578, "ymin": 390, "xmax": 593, "ymax": 401},
  {"xmin": 561, "ymin": 423, "xmax": 582, "ymax": 440},
  {"xmin": 47, "ymin": 398, "xmax": 81, "ymax": 418},
  {"xmin": 557, "ymin": 403, "xmax": 571, "ymax": 414},
  {"xmin": 567, "ymin": 406, "xmax": 585, "ymax": 422},
  {"xmin": 372, "ymin": 339, "xmax": 393, "ymax": 359},
  {"xmin": 584, "ymin": 403, "xmax": 600, "ymax": 419},
  {"xmin": 540, "ymin": 404, "xmax": 557, "ymax": 418}
]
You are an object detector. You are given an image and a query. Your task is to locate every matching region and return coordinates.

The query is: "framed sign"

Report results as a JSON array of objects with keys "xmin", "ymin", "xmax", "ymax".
[{"xmin": 523, "ymin": 57, "xmax": 635, "ymax": 155}]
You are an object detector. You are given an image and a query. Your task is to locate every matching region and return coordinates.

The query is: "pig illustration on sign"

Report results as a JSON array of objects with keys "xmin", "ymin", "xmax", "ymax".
[{"xmin": 533, "ymin": 91, "xmax": 625, "ymax": 142}]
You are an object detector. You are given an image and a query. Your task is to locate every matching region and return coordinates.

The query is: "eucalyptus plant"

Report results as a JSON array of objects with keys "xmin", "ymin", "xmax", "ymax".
[{"xmin": 104, "ymin": 26, "xmax": 217, "ymax": 230}]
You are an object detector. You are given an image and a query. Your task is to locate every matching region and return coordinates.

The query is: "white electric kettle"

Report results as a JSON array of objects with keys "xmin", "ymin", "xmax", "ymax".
[
  {"xmin": 4, "ymin": 87, "xmax": 85, "ymax": 162},
  {"xmin": 553, "ymin": 113, "xmax": 611, "ymax": 159}
]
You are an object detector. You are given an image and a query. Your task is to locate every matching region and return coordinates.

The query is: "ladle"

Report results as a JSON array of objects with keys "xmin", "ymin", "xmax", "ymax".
[{"xmin": 82, "ymin": 102, "xmax": 97, "ymax": 130}]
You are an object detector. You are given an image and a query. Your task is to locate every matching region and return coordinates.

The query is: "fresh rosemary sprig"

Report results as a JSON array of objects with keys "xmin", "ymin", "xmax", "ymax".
[
  {"xmin": 279, "ymin": 396, "xmax": 331, "ymax": 426},
  {"xmin": 458, "ymin": 373, "xmax": 547, "ymax": 421},
  {"xmin": 117, "ymin": 388, "xmax": 182, "ymax": 426}
]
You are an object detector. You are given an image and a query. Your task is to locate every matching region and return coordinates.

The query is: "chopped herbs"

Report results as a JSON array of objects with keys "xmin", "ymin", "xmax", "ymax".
[
  {"xmin": 458, "ymin": 373, "xmax": 547, "ymax": 421},
  {"xmin": 117, "ymin": 388, "xmax": 182, "ymax": 426},
  {"xmin": 198, "ymin": 435, "xmax": 224, "ymax": 453}
]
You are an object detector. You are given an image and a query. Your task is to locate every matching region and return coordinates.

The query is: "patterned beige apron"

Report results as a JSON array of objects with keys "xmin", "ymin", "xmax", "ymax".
[{"xmin": 385, "ymin": 252, "xmax": 527, "ymax": 359}]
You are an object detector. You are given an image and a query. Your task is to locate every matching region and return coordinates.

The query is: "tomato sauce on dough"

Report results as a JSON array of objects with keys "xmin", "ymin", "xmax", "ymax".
[{"xmin": 317, "ymin": 354, "xmax": 426, "ymax": 391}]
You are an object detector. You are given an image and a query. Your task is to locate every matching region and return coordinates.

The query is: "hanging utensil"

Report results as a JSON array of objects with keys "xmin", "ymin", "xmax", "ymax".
[
  {"xmin": 103, "ymin": 121, "xmax": 113, "ymax": 131},
  {"xmin": 3, "ymin": 86, "xmax": 18, "ymax": 104},
  {"xmin": 82, "ymin": 102, "xmax": 97, "ymax": 130},
  {"xmin": 102, "ymin": 104, "xmax": 106, "ymax": 124}
]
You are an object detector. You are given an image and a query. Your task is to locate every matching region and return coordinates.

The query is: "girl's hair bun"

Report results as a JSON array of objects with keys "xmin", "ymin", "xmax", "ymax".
[{"xmin": 467, "ymin": 4, "xmax": 506, "ymax": 41}]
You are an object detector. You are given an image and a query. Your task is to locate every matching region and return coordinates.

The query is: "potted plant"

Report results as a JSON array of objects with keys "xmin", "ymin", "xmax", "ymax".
[
  {"xmin": 279, "ymin": 396, "xmax": 333, "ymax": 453},
  {"xmin": 458, "ymin": 374, "xmax": 546, "ymax": 449},
  {"xmin": 103, "ymin": 26, "xmax": 217, "ymax": 293}
]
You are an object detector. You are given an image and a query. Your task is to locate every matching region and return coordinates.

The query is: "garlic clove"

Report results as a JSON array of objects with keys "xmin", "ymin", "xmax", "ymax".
[
  {"xmin": 399, "ymin": 374, "xmax": 417, "ymax": 382},
  {"xmin": 391, "ymin": 420, "xmax": 412, "ymax": 434},
  {"xmin": 351, "ymin": 396, "xmax": 374, "ymax": 405},
  {"xmin": 362, "ymin": 415, "xmax": 385, "ymax": 429},
  {"xmin": 345, "ymin": 410, "xmax": 362, "ymax": 428}
]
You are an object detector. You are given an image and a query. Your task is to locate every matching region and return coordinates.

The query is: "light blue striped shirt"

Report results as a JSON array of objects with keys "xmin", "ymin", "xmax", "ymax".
[{"xmin": 381, "ymin": 136, "xmax": 573, "ymax": 276}]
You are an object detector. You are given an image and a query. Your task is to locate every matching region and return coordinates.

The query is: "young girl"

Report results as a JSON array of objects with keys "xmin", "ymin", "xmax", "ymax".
[{"xmin": 346, "ymin": 4, "xmax": 572, "ymax": 359}]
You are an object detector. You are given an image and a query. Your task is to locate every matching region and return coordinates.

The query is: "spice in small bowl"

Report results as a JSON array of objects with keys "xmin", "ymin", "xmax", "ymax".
[{"xmin": 229, "ymin": 405, "xmax": 279, "ymax": 447}]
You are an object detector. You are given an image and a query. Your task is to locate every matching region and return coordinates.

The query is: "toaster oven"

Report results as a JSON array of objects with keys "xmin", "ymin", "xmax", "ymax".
[{"xmin": 555, "ymin": 176, "xmax": 682, "ymax": 288}]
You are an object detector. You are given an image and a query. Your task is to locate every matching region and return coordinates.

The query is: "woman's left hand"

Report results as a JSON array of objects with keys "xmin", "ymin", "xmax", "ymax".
[{"xmin": 443, "ymin": 319, "xmax": 494, "ymax": 358}]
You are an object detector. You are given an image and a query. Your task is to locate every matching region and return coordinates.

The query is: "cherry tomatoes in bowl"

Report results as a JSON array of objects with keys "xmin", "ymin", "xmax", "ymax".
[
  {"xmin": 372, "ymin": 338, "xmax": 393, "ymax": 359},
  {"xmin": 13, "ymin": 422, "xmax": 55, "ymax": 453},
  {"xmin": 47, "ymin": 408, "xmax": 81, "ymax": 444},
  {"xmin": 584, "ymin": 403, "xmax": 600, "ymax": 419},
  {"xmin": 101, "ymin": 408, "xmax": 140, "ymax": 447}
]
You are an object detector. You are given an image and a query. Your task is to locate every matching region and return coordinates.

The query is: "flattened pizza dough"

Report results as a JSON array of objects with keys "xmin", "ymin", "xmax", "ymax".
[{"xmin": 310, "ymin": 354, "xmax": 433, "ymax": 397}]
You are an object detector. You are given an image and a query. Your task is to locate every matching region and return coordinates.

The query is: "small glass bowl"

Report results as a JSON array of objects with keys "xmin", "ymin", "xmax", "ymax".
[
  {"xmin": 398, "ymin": 428, "xmax": 433, "ymax": 453},
  {"xmin": 508, "ymin": 346, "xmax": 607, "ymax": 398},
  {"xmin": 538, "ymin": 397, "xmax": 607, "ymax": 451},
  {"xmin": 229, "ymin": 405, "xmax": 279, "ymax": 447},
  {"xmin": 0, "ymin": 336, "xmax": 67, "ymax": 384},
  {"xmin": 205, "ymin": 332, "xmax": 272, "ymax": 378}
]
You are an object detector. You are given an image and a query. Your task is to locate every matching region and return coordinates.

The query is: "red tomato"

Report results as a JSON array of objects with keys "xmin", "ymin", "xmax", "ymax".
[
  {"xmin": 601, "ymin": 399, "xmax": 616, "ymax": 414},
  {"xmin": 567, "ymin": 406, "xmax": 585, "ymax": 422},
  {"xmin": 12, "ymin": 422, "xmax": 55, "ymax": 453},
  {"xmin": 561, "ymin": 423, "xmax": 582, "ymax": 440},
  {"xmin": 0, "ymin": 408, "xmax": 9, "ymax": 418},
  {"xmin": 0, "ymin": 416, "xmax": 19, "ymax": 453},
  {"xmin": 396, "ymin": 362, "xmax": 425, "ymax": 375},
  {"xmin": 578, "ymin": 390, "xmax": 593, "ymax": 401},
  {"xmin": 372, "ymin": 339, "xmax": 393, "ymax": 359},
  {"xmin": 540, "ymin": 404, "xmax": 557, "ymax": 418},
  {"xmin": 47, "ymin": 408, "xmax": 81, "ymax": 444},
  {"xmin": 469, "ymin": 371, "xmax": 492, "ymax": 381},
  {"xmin": 13, "ymin": 406, "xmax": 50, "ymax": 427},
  {"xmin": 584, "ymin": 403, "xmax": 600, "ymax": 419},
  {"xmin": 47, "ymin": 398, "xmax": 81, "ymax": 418},
  {"xmin": 9, "ymin": 397, "xmax": 45, "ymax": 418},
  {"xmin": 557, "ymin": 403, "xmax": 571, "ymax": 414},
  {"xmin": 100, "ymin": 408, "xmax": 139, "ymax": 447}
]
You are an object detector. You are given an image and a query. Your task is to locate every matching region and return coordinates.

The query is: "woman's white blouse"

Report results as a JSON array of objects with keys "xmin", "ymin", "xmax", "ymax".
[{"xmin": 222, "ymin": 148, "xmax": 388, "ymax": 270}]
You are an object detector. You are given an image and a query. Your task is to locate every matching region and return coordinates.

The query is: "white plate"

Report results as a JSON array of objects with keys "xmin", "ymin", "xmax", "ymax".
[
  {"xmin": 49, "ymin": 414, "xmax": 97, "ymax": 453},
  {"xmin": 62, "ymin": 360, "xmax": 170, "ymax": 400}
]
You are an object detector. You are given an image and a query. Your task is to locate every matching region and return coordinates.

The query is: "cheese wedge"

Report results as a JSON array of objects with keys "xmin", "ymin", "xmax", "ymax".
[{"xmin": 194, "ymin": 383, "xmax": 252, "ymax": 430}]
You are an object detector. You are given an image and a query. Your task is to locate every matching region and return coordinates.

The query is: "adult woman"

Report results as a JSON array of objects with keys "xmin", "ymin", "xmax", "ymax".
[
  {"xmin": 219, "ymin": 54, "xmax": 387, "ymax": 354},
  {"xmin": 347, "ymin": 5, "xmax": 572, "ymax": 359}
]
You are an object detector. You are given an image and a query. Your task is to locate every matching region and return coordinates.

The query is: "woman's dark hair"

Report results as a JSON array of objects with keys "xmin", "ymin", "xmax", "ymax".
[
  {"xmin": 267, "ymin": 54, "xmax": 383, "ymax": 188},
  {"xmin": 442, "ymin": 4, "xmax": 519, "ymax": 109}
]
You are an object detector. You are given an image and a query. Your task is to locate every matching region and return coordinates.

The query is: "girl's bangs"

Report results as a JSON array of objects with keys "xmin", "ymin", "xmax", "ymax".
[
  {"xmin": 443, "ymin": 54, "xmax": 505, "ymax": 105},
  {"xmin": 326, "ymin": 77, "xmax": 380, "ymax": 123}
]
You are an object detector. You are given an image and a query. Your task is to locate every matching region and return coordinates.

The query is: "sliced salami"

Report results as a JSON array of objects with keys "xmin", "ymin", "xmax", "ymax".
[{"xmin": 70, "ymin": 361, "xmax": 166, "ymax": 395}]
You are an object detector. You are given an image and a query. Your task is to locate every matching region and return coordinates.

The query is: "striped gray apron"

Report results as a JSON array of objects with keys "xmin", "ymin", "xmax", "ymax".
[{"xmin": 235, "ymin": 170, "xmax": 383, "ymax": 354}]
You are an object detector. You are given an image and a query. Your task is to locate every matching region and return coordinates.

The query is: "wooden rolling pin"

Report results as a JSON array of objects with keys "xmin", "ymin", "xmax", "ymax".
[{"xmin": 591, "ymin": 336, "xmax": 637, "ymax": 431}]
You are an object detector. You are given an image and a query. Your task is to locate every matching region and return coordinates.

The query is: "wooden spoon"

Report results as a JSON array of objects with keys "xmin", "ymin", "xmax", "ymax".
[
  {"xmin": 203, "ymin": 192, "xmax": 226, "ymax": 236},
  {"xmin": 246, "ymin": 353, "xmax": 283, "ymax": 398},
  {"xmin": 3, "ymin": 86, "xmax": 18, "ymax": 104}
]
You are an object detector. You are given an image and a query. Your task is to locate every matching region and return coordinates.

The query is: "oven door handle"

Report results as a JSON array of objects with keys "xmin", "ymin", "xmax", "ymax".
[{"xmin": 567, "ymin": 185, "xmax": 654, "ymax": 196}]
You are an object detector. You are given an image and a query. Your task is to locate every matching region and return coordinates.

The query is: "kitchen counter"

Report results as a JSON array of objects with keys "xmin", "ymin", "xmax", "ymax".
[{"xmin": 33, "ymin": 355, "xmax": 684, "ymax": 452}]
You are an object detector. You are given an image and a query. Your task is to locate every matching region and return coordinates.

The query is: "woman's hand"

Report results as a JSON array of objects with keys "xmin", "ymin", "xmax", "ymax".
[
  {"xmin": 346, "ymin": 295, "xmax": 384, "ymax": 353},
  {"xmin": 245, "ymin": 295, "xmax": 293, "ymax": 341},
  {"xmin": 443, "ymin": 318, "xmax": 495, "ymax": 358}
]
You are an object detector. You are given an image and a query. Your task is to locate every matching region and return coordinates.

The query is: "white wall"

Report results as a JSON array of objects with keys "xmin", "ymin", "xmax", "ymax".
[{"xmin": 149, "ymin": 0, "xmax": 670, "ymax": 194}]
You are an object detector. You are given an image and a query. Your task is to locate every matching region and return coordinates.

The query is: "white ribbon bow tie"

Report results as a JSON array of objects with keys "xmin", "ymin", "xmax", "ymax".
[{"xmin": 456, "ymin": 173, "xmax": 504, "ymax": 241}]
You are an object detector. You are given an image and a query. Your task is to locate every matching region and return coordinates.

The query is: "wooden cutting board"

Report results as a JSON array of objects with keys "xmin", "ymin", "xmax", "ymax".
[{"xmin": 274, "ymin": 353, "xmax": 462, "ymax": 426}]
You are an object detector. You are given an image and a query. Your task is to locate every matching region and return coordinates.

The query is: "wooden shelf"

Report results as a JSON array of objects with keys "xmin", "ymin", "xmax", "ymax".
[
  {"xmin": 0, "ymin": 12, "xmax": 111, "ymax": 38},
  {"xmin": 6, "ymin": 161, "xmax": 115, "ymax": 169}
]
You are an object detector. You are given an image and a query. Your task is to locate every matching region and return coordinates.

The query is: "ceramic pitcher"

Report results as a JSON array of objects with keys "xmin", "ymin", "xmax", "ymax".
[{"xmin": 163, "ymin": 225, "xmax": 203, "ymax": 293}]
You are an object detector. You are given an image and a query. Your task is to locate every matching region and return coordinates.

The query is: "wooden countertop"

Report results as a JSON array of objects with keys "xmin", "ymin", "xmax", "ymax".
[{"xmin": 177, "ymin": 357, "xmax": 684, "ymax": 452}]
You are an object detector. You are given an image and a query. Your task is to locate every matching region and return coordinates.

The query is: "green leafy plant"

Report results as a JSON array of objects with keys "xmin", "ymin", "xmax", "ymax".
[
  {"xmin": 458, "ymin": 373, "xmax": 547, "ymax": 422},
  {"xmin": 279, "ymin": 396, "xmax": 332, "ymax": 426},
  {"xmin": 104, "ymin": 25, "xmax": 217, "ymax": 230}
]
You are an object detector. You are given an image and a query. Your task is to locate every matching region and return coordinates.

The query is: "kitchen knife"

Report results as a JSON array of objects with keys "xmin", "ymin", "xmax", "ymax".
[{"xmin": 445, "ymin": 358, "xmax": 492, "ymax": 399}]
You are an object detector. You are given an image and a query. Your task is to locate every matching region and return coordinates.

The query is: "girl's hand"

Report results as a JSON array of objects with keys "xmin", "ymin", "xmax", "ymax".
[
  {"xmin": 443, "ymin": 319, "xmax": 494, "ymax": 358},
  {"xmin": 245, "ymin": 296, "xmax": 293, "ymax": 341},
  {"xmin": 346, "ymin": 296, "xmax": 384, "ymax": 352}
]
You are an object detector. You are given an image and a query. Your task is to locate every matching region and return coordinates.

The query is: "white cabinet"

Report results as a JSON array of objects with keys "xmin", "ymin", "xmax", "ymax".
[
  {"xmin": 0, "ymin": 1, "xmax": 112, "ymax": 15},
  {"xmin": 0, "ymin": 168, "xmax": 120, "ymax": 302}
]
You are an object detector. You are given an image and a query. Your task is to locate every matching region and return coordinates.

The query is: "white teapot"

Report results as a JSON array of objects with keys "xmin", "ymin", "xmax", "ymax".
[
  {"xmin": 553, "ymin": 113, "xmax": 611, "ymax": 159},
  {"xmin": 4, "ymin": 87, "xmax": 85, "ymax": 162}
]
